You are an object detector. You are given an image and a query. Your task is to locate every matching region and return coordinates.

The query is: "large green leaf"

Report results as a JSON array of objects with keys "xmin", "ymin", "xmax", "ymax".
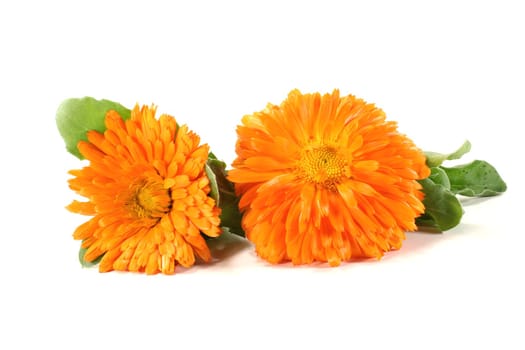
[
  {"xmin": 420, "ymin": 141, "xmax": 506, "ymax": 232},
  {"xmin": 441, "ymin": 160, "xmax": 507, "ymax": 197},
  {"xmin": 56, "ymin": 97, "xmax": 131, "ymax": 159}
]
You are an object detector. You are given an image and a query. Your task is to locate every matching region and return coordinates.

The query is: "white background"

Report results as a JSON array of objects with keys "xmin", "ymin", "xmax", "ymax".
[{"xmin": 1, "ymin": 1, "xmax": 523, "ymax": 349}]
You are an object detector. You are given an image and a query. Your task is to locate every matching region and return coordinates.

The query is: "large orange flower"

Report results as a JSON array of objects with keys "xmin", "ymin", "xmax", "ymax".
[
  {"xmin": 67, "ymin": 105, "xmax": 221, "ymax": 274},
  {"xmin": 229, "ymin": 89, "xmax": 430, "ymax": 266}
]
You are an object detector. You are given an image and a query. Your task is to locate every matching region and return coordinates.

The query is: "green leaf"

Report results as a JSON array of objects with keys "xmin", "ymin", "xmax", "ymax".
[
  {"xmin": 420, "ymin": 141, "xmax": 507, "ymax": 232},
  {"xmin": 424, "ymin": 140, "xmax": 471, "ymax": 167},
  {"xmin": 415, "ymin": 213, "xmax": 442, "ymax": 233},
  {"xmin": 428, "ymin": 166, "xmax": 451, "ymax": 189},
  {"xmin": 78, "ymin": 245, "xmax": 103, "ymax": 268},
  {"xmin": 417, "ymin": 178, "xmax": 464, "ymax": 232},
  {"xmin": 441, "ymin": 160, "xmax": 507, "ymax": 197},
  {"xmin": 205, "ymin": 163, "xmax": 219, "ymax": 203},
  {"xmin": 56, "ymin": 97, "xmax": 131, "ymax": 159},
  {"xmin": 205, "ymin": 154, "xmax": 245, "ymax": 237}
]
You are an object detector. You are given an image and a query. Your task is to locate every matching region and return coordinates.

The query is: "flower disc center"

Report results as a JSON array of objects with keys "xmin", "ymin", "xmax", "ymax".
[
  {"xmin": 298, "ymin": 146, "xmax": 349, "ymax": 189},
  {"xmin": 126, "ymin": 178, "xmax": 172, "ymax": 220}
]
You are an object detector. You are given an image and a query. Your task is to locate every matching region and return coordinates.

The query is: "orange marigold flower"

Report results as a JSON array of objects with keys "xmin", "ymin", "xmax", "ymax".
[
  {"xmin": 228, "ymin": 89, "xmax": 430, "ymax": 266},
  {"xmin": 67, "ymin": 105, "xmax": 221, "ymax": 274}
]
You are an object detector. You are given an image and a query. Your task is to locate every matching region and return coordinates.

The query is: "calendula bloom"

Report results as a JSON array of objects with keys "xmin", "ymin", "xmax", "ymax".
[
  {"xmin": 67, "ymin": 105, "xmax": 221, "ymax": 274},
  {"xmin": 229, "ymin": 89, "xmax": 430, "ymax": 266}
]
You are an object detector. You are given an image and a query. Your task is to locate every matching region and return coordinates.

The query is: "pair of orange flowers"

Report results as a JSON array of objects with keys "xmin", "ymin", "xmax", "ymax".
[{"xmin": 66, "ymin": 89, "xmax": 430, "ymax": 274}]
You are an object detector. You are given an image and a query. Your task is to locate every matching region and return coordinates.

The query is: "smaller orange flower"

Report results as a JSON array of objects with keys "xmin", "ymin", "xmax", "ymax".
[{"xmin": 67, "ymin": 105, "xmax": 221, "ymax": 274}]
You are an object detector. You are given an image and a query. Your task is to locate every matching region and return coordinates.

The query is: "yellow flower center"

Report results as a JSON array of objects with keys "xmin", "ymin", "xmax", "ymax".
[
  {"xmin": 125, "ymin": 178, "xmax": 172, "ymax": 220},
  {"xmin": 297, "ymin": 146, "xmax": 349, "ymax": 189}
]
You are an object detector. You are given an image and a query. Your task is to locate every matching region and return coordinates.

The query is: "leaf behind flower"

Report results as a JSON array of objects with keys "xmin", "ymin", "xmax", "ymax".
[{"xmin": 56, "ymin": 97, "xmax": 131, "ymax": 159}]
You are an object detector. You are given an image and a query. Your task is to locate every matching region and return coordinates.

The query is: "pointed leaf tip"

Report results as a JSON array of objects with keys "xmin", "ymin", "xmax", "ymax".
[{"xmin": 424, "ymin": 140, "xmax": 471, "ymax": 167}]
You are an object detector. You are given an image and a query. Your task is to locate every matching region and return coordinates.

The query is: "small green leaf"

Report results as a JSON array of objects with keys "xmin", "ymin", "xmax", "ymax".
[
  {"xmin": 56, "ymin": 97, "xmax": 131, "ymax": 159},
  {"xmin": 441, "ymin": 160, "xmax": 507, "ymax": 197},
  {"xmin": 417, "ymin": 178, "xmax": 464, "ymax": 232},
  {"xmin": 205, "ymin": 163, "xmax": 219, "ymax": 203},
  {"xmin": 424, "ymin": 140, "xmax": 471, "ymax": 167},
  {"xmin": 78, "ymin": 245, "xmax": 103, "ymax": 268},
  {"xmin": 428, "ymin": 166, "xmax": 451, "ymax": 189}
]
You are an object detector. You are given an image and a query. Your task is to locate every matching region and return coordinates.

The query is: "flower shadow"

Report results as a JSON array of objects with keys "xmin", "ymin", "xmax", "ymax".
[
  {"xmin": 459, "ymin": 196, "xmax": 492, "ymax": 207},
  {"xmin": 186, "ymin": 224, "xmax": 478, "ymax": 273},
  {"xmin": 382, "ymin": 231, "xmax": 444, "ymax": 260},
  {"xmin": 206, "ymin": 232, "xmax": 252, "ymax": 263}
]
